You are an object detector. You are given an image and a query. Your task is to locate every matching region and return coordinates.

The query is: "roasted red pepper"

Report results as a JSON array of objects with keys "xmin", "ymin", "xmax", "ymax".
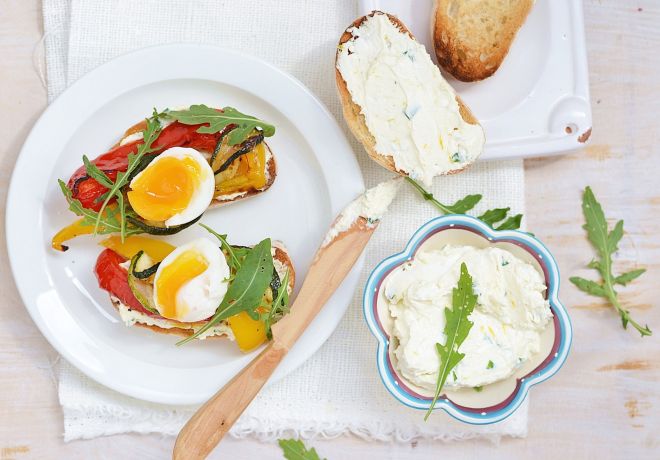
[
  {"xmin": 68, "ymin": 122, "xmax": 224, "ymax": 211},
  {"xmin": 94, "ymin": 248, "xmax": 154, "ymax": 316}
]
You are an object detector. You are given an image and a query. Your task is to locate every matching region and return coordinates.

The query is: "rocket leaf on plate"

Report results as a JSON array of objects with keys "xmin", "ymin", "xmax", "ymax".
[{"xmin": 168, "ymin": 104, "xmax": 275, "ymax": 145}]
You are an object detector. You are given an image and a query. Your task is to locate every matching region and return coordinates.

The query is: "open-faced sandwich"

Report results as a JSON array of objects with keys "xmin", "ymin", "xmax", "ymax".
[
  {"xmin": 336, "ymin": 11, "xmax": 485, "ymax": 185},
  {"xmin": 53, "ymin": 105, "xmax": 276, "ymax": 251},
  {"xmin": 94, "ymin": 225, "xmax": 295, "ymax": 351}
]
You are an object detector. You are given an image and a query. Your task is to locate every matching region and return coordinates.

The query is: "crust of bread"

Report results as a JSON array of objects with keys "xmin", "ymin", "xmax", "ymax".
[
  {"xmin": 116, "ymin": 118, "xmax": 276, "ymax": 207},
  {"xmin": 110, "ymin": 244, "xmax": 296, "ymax": 339},
  {"xmin": 335, "ymin": 11, "xmax": 480, "ymax": 178},
  {"xmin": 432, "ymin": 0, "xmax": 533, "ymax": 82}
]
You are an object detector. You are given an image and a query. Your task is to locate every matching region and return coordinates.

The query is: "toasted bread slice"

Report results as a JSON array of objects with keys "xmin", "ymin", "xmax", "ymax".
[
  {"xmin": 432, "ymin": 0, "xmax": 533, "ymax": 82},
  {"xmin": 335, "ymin": 12, "xmax": 483, "ymax": 185},
  {"xmin": 117, "ymin": 117, "xmax": 276, "ymax": 207},
  {"xmin": 110, "ymin": 242, "xmax": 295, "ymax": 339}
]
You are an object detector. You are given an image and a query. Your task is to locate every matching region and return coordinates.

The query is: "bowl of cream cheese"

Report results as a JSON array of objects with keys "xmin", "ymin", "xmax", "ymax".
[{"xmin": 363, "ymin": 215, "xmax": 571, "ymax": 424}]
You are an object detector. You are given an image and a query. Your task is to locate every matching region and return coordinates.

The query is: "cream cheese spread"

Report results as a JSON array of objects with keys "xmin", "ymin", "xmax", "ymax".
[
  {"xmin": 116, "ymin": 302, "xmax": 235, "ymax": 341},
  {"xmin": 384, "ymin": 245, "xmax": 552, "ymax": 390},
  {"xmin": 322, "ymin": 177, "xmax": 401, "ymax": 246},
  {"xmin": 336, "ymin": 13, "xmax": 485, "ymax": 185}
]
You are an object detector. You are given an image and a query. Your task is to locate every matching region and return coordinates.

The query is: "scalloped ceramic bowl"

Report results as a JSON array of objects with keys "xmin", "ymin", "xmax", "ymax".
[{"xmin": 363, "ymin": 215, "xmax": 571, "ymax": 424}]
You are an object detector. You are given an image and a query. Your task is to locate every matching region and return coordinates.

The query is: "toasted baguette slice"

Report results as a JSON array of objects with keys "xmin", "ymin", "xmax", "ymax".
[
  {"xmin": 118, "ymin": 117, "xmax": 276, "ymax": 207},
  {"xmin": 335, "ymin": 12, "xmax": 483, "ymax": 185},
  {"xmin": 432, "ymin": 0, "xmax": 533, "ymax": 82},
  {"xmin": 110, "ymin": 242, "xmax": 295, "ymax": 340}
]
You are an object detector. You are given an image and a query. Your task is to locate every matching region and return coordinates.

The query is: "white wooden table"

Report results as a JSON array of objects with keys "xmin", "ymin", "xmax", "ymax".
[{"xmin": 1, "ymin": 1, "xmax": 658, "ymax": 458}]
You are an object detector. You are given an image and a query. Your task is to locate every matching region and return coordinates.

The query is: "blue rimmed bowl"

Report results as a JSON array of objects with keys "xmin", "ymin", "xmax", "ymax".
[{"xmin": 363, "ymin": 215, "xmax": 571, "ymax": 424}]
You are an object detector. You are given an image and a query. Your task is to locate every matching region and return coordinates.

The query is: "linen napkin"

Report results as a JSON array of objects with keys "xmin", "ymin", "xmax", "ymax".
[{"xmin": 43, "ymin": 0, "xmax": 528, "ymax": 442}]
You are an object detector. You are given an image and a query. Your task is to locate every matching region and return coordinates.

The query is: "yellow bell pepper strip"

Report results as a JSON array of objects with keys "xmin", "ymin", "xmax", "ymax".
[
  {"xmin": 227, "ymin": 311, "xmax": 268, "ymax": 352},
  {"xmin": 51, "ymin": 219, "xmax": 96, "ymax": 251},
  {"xmin": 100, "ymin": 235, "xmax": 175, "ymax": 262}
]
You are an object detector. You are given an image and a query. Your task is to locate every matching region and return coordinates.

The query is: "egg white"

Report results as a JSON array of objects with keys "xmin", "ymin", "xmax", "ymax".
[
  {"xmin": 129, "ymin": 147, "xmax": 215, "ymax": 227},
  {"xmin": 152, "ymin": 237, "xmax": 230, "ymax": 322}
]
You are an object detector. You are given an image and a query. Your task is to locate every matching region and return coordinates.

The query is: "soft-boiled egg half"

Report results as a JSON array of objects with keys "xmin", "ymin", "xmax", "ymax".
[
  {"xmin": 127, "ymin": 147, "xmax": 215, "ymax": 227},
  {"xmin": 153, "ymin": 237, "xmax": 230, "ymax": 322}
]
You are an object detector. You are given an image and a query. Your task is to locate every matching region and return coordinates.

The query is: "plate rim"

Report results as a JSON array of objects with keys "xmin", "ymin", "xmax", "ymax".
[{"xmin": 6, "ymin": 43, "xmax": 365, "ymax": 405}]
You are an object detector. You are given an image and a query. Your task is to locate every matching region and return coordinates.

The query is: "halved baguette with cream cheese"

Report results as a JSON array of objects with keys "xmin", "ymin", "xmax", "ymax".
[
  {"xmin": 335, "ymin": 11, "xmax": 484, "ymax": 185},
  {"xmin": 110, "ymin": 242, "xmax": 295, "ymax": 341}
]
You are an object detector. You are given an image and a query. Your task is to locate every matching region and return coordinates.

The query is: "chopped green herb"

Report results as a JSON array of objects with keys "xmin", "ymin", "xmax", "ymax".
[
  {"xmin": 487, "ymin": 360, "xmax": 494, "ymax": 369},
  {"xmin": 473, "ymin": 386, "xmax": 483, "ymax": 392}
]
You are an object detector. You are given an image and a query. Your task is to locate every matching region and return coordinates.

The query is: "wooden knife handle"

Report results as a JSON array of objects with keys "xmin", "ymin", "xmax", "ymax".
[{"xmin": 172, "ymin": 340, "xmax": 288, "ymax": 460}]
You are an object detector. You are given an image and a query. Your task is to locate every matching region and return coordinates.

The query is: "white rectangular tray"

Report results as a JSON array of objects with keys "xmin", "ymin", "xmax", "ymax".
[{"xmin": 358, "ymin": 0, "xmax": 592, "ymax": 160}]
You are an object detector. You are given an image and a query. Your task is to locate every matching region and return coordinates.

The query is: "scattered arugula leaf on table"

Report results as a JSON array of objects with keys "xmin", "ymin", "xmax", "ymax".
[
  {"xmin": 278, "ymin": 439, "xmax": 325, "ymax": 460},
  {"xmin": 425, "ymin": 262, "xmax": 477, "ymax": 420},
  {"xmin": 569, "ymin": 186, "xmax": 651, "ymax": 337},
  {"xmin": 168, "ymin": 104, "xmax": 275, "ymax": 145},
  {"xmin": 177, "ymin": 238, "xmax": 274, "ymax": 345},
  {"xmin": 404, "ymin": 178, "xmax": 523, "ymax": 230}
]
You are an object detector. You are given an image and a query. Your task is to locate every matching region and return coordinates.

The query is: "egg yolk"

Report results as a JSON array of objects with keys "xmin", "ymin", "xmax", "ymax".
[
  {"xmin": 128, "ymin": 156, "xmax": 203, "ymax": 222},
  {"xmin": 155, "ymin": 250, "xmax": 209, "ymax": 319}
]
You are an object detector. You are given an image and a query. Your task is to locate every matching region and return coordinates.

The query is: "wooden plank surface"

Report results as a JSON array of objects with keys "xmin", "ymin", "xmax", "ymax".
[{"xmin": 0, "ymin": 0, "xmax": 658, "ymax": 458}]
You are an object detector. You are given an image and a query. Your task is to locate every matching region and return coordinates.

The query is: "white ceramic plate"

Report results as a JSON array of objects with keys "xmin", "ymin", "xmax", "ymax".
[
  {"xmin": 359, "ymin": 0, "xmax": 592, "ymax": 159},
  {"xmin": 6, "ymin": 44, "xmax": 364, "ymax": 405}
]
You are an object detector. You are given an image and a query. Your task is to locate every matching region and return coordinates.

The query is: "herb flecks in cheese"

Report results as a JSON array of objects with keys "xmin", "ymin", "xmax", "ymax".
[{"xmin": 337, "ymin": 13, "xmax": 485, "ymax": 185}]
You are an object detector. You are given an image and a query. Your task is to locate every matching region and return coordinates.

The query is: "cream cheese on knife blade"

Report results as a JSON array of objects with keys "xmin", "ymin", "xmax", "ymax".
[
  {"xmin": 336, "ymin": 13, "xmax": 485, "ymax": 185},
  {"xmin": 322, "ymin": 178, "xmax": 401, "ymax": 247},
  {"xmin": 384, "ymin": 245, "xmax": 552, "ymax": 390}
]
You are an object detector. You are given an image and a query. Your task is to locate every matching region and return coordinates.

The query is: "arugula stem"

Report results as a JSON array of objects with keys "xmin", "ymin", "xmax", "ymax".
[
  {"xmin": 200, "ymin": 223, "xmax": 241, "ymax": 269},
  {"xmin": 604, "ymin": 276, "xmax": 651, "ymax": 336},
  {"xmin": 404, "ymin": 177, "xmax": 453, "ymax": 214}
]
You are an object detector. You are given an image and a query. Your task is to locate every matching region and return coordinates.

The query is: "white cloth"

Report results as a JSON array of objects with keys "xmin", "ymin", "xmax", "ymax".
[{"xmin": 43, "ymin": 0, "xmax": 528, "ymax": 443}]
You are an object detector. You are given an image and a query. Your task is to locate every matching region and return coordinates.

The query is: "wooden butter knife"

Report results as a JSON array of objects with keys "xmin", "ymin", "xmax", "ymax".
[{"xmin": 173, "ymin": 179, "xmax": 400, "ymax": 460}]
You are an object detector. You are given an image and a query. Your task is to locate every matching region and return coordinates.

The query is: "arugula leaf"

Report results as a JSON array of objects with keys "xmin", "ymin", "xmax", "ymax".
[
  {"xmin": 82, "ymin": 155, "xmax": 113, "ymax": 188},
  {"xmin": 405, "ymin": 178, "xmax": 523, "ymax": 230},
  {"xmin": 569, "ymin": 277, "xmax": 607, "ymax": 297},
  {"xmin": 86, "ymin": 114, "xmax": 162, "ymax": 239},
  {"xmin": 58, "ymin": 180, "xmax": 142, "ymax": 236},
  {"xmin": 571, "ymin": 186, "xmax": 651, "ymax": 336},
  {"xmin": 494, "ymin": 214, "xmax": 523, "ymax": 230},
  {"xmin": 177, "ymin": 238, "xmax": 274, "ymax": 345},
  {"xmin": 278, "ymin": 439, "xmax": 325, "ymax": 460},
  {"xmin": 425, "ymin": 262, "xmax": 477, "ymax": 420},
  {"xmin": 404, "ymin": 177, "xmax": 481, "ymax": 214},
  {"xmin": 168, "ymin": 104, "xmax": 275, "ymax": 145},
  {"xmin": 262, "ymin": 270, "xmax": 291, "ymax": 340},
  {"xmin": 614, "ymin": 269, "xmax": 646, "ymax": 286},
  {"xmin": 200, "ymin": 223, "xmax": 242, "ymax": 271},
  {"xmin": 478, "ymin": 207, "xmax": 509, "ymax": 226}
]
